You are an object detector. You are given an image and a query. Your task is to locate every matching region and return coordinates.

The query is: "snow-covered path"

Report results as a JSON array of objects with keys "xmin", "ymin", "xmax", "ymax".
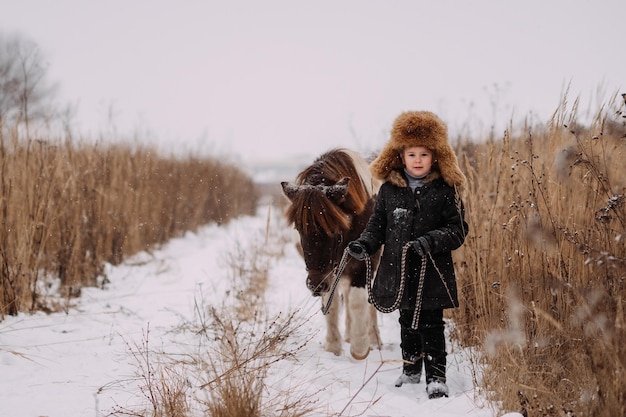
[{"xmin": 0, "ymin": 205, "xmax": 500, "ymax": 417}]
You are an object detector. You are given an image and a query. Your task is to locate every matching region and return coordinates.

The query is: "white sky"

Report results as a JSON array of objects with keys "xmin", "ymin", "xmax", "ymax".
[{"xmin": 0, "ymin": 0, "xmax": 623, "ymax": 163}]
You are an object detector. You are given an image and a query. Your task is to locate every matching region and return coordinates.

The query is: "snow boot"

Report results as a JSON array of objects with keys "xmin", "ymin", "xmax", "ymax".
[
  {"xmin": 395, "ymin": 353, "xmax": 422, "ymax": 387},
  {"xmin": 426, "ymin": 379, "xmax": 449, "ymax": 399},
  {"xmin": 424, "ymin": 353, "xmax": 447, "ymax": 398},
  {"xmin": 395, "ymin": 371, "xmax": 421, "ymax": 387}
]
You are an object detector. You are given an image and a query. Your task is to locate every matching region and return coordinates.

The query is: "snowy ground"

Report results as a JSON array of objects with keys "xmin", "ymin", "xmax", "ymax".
[{"xmin": 0, "ymin": 204, "xmax": 517, "ymax": 417}]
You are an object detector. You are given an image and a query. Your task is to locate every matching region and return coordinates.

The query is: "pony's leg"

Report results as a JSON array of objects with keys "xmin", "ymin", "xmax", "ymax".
[
  {"xmin": 368, "ymin": 304, "xmax": 382, "ymax": 350},
  {"xmin": 321, "ymin": 291, "xmax": 343, "ymax": 356},
  {"xmin": 339, "ymin": 277, "xmax": 351, "ymax": 343},
  {"xmin": 347, "ymin": 287, "xmax": 371, "ymax": 360}
]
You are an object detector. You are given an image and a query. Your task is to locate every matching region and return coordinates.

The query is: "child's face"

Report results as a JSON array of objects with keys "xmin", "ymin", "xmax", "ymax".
[{"xmin": 402, "ymin": 146, "xmax": 433, "ymax": 178}]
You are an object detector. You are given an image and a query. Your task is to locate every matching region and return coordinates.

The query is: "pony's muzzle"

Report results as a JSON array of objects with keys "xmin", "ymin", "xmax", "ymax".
[{"xmin": 307, "ymin": 275, "xmax": 329, "ymax": 296}]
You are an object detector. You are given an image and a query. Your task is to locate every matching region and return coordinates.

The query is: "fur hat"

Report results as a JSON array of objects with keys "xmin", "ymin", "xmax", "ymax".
[{"xmin": 370, "ymin": 111, "xmax": 466, "ymax": 189}]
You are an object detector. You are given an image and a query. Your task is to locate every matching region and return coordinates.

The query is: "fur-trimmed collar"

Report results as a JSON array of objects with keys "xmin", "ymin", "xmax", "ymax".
[{"xmin": 386, "ymin": 169, "xmax": 441, "ymax": 188}]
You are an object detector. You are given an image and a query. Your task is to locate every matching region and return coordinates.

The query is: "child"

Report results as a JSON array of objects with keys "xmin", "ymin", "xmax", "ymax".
[{"xmin": 347, "ymin": 111, "xmax": 468, "ymax": 399}]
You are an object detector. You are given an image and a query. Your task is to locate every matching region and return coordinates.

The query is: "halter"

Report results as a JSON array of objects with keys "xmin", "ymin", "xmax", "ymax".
[{"xmin": 322, "ymin": 242, "xmax": 434, "ymax": 330}]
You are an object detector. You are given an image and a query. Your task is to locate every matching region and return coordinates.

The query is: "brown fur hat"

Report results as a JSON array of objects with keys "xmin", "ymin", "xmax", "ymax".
[{"xmin": 370, "ymin": 111, "xmax": 466, "ymax": 189}]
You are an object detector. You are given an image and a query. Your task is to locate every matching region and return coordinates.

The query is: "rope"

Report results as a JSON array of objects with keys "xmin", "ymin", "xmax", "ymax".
[
  {"xmin": 322, "ymin": 243, "xmax": 429, "ymax": 331},
  {"xmin": 365, "ymin": 242, "xmax": 427, "ymax": 330},
  {"xmin": 321, "ymin": 248, "xmax": 352, "ymax": 315},
  {"xmin": 411, "ymin": 255, "xmax": 427, "ymax": 329}
]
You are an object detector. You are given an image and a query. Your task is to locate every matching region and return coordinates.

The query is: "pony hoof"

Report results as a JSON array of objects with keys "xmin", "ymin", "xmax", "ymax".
[
  {"xmin": 326, "ymin": 344, "xmax": 343, "ymax": 356},
  {"xmin": 350, "ymin": 346, "xmax": 370, "ymax": 360}
]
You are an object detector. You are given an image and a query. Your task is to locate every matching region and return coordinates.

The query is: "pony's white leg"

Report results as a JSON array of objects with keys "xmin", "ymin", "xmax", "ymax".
[
  {"xmin": 368, "ymin": 304, "xmax": 382, "ymax": 350},
  {"xmin": 347, "ymin": 287, "xmax": 371, "ymax": 360},
  {"xmin": 339, "ymin": 277, "xmax": 351, "ymax": 342},
  {"xmin": 321, "ymin": 291, "xmax": 342, "ymax": 356}
]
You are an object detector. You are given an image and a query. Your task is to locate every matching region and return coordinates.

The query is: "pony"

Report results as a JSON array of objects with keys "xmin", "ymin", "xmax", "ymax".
[{"xmin": 281, "ymin": 148, "xmax": 382, "ymax": 359}]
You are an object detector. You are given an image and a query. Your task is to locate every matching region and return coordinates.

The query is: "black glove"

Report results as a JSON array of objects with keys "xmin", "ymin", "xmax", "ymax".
[
  {"xmin": 412, "ymin": 236, "xmax": 431, "ymax": 257},
  {"xmin": 347, "ymin": 241, "xmax": 367, "ymax": 261}
]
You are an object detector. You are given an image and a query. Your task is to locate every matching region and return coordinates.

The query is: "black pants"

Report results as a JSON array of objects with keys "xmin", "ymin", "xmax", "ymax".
[{"xmin": 399, "ymin": 308, "xmax": 447, "ymax": 382}]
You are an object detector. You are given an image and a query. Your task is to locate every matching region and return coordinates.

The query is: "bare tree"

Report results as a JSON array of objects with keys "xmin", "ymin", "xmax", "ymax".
[{"xmin": 0, "ymin": 32, "xmax": 57, "ymax": 136}]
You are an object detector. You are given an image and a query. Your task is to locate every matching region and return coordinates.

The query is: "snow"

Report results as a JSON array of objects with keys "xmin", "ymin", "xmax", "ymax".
[{"xmin": 0, "ymin": 205, "xmax": 503, "ymax": 417}]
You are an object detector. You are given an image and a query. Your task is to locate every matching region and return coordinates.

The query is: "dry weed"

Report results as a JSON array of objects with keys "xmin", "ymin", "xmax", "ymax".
[
  {"xmin": 105, "ymin": 211, "xmax": 316, "ymax": 417},
  {"xmin": 452, "ymin": 93, "xmax": 625, "ymax": 417},
  {"xmin": 0, "ymin": 132, "xmax": 257, "ymax": 318}
]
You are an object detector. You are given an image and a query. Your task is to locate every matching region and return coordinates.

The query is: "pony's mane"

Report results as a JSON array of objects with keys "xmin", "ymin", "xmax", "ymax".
[
  {"xmin": 286, "ymin": 148, "xmax": 377, "ymax": 236},
  {"xmin": 285, "ymin": 186, "xmax": 352, "ymax": 237}
]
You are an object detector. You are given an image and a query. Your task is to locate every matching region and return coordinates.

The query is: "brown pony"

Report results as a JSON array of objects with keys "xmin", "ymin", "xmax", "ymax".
[{"xmin": 281, "ymin": 148, "xmax": 382, "ymax": 359}]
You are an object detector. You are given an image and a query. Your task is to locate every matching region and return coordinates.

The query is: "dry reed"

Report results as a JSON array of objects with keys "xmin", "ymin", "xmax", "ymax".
[
  {"xmin": 0, "ymin": 130, "xmax": 257, "ymax": 318},
  {"xmin": 451, "ymin": 93, "xmax": 625, "ymax": 417}
]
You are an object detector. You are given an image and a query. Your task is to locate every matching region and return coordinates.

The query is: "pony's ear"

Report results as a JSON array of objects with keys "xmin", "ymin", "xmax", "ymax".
[
  {"xmin": 326, "ymin": 177, "xmax": 350, "ymax": 204},
  {"xmin": 281, "ymin": 181, "xmax": 299, "ymax": 201}
]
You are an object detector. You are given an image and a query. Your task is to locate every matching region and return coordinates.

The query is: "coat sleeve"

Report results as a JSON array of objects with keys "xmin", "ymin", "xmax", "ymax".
[
  {"xmin": 422, "ymin": 190, "xmax": 468, "ymax": 254},
  {"xmin": 354, "ymin": 186, "xmax": 388, "ymax": 255}
]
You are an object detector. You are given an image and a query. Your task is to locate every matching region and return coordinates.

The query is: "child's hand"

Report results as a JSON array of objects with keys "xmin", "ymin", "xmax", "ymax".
[
  {"xmin": 412, "ymin": 237, "xmax": 431, "ymax": 256},
  {"xmin": 348, "ymin": 241, "xmax": 367, "ymax": 260}
]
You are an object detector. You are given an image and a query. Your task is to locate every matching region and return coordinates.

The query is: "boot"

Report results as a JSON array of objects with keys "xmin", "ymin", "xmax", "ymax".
[
  {"xmin": 424, "ymin": 353, "xmax": 448, "ymax": 398},
  {"xmin": 394, "ymin": 352, "xmax": 422, "ymax": 387},
  {"xmin": 426, "ymin": 379, "xmax": 449, "ymax": 399}
]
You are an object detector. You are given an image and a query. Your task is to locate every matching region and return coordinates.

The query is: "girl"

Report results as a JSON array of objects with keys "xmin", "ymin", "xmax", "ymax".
[{"xmin": 347, "ymin": 111, "xmax": 468, "ymax": 399}]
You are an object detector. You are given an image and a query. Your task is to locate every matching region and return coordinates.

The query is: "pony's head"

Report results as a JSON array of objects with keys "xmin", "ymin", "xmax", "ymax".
[
  {"xmin": 281, "ymin": 149, "xmax": 374, "ymax": 296},
  {"xmin": 281, "ymin": 178, "xmax": 352, "ymax": 295}
]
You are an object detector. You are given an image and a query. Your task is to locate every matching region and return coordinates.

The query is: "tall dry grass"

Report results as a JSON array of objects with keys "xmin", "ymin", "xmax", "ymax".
[
  {"xmin": 0, "ymin": 129, "xmax": 257, "ymax": 319},
  {"xmin": 451, "ymin": 94, "xmax": 625, "ymax": 416}
]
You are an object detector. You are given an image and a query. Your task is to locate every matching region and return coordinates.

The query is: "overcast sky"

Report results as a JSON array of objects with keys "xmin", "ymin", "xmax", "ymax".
[{"xmin": 1, "ymin": 0, "xmax": 623, "ymax": 163}]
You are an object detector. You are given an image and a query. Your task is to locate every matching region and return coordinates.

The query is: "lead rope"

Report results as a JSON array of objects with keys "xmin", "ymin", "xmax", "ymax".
[
  {"xmin": 321, "ymin": 248, "xmax": 352, "ymax": 315},
  {"xmin": 411, "ymin": 251, "xmax": 427, "ymax": 330},
  {"xmin": 323, "ymin": 243, "xmax": 428, "ymax": 331}
]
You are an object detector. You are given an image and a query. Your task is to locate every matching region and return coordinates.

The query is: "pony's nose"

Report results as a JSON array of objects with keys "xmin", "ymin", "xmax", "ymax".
[{"xmin": 307, "ymin": 277, "xmax": 328, "ymax": 296}]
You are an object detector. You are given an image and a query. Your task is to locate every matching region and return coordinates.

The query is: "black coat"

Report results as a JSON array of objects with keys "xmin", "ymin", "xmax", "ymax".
[{"xmin": 355, "ymin": 174, "xmax": 468, "ymax": 311}]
